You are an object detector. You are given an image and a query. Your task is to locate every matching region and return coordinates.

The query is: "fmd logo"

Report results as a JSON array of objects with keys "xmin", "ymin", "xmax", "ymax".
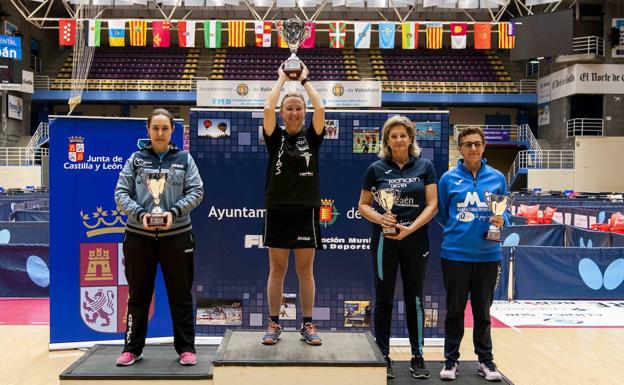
[{"xmin": 213, "ymin": 98, "xmax": 232, "ymax": 105}]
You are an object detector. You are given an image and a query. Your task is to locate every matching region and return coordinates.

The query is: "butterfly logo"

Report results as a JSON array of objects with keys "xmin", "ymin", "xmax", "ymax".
[{"xmin": 578, "ymin": 258, "xmax": 624, "ymax": 290}]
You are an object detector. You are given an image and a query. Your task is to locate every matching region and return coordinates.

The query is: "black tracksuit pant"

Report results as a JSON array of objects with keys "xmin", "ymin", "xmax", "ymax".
[
  {"xmin": 441, "ymin": 259, "xmax": 500, "ymax": 363},
  {"xmin": 122, "ymin": 230, "xmax": 196, "ymax": 355},
  {"xmin": 370, "ymin": 227, "xmax": 429, "ymax": 357}
]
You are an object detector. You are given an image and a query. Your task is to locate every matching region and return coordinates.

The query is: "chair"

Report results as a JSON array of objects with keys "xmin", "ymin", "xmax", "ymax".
[{"xmin": 518, "ymin": 204, "xmax": 540, "ymax": 225}]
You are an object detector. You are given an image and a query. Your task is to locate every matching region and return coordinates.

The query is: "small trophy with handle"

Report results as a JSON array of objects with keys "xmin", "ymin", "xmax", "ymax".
[
  {"xmin": 484, "ymin": 192, "xmax": 509, "ymax": 242},
  {"xmin": 372, "ymin": 187, "xmax": 401, "ymax": 235},
  {"xmin": 141, "ymin": 171, "xmax": 170, "ymax": 227}
]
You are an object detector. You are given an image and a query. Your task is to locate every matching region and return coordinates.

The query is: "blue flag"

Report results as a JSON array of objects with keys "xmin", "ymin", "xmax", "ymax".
[{"xmin": 378, "ymin": 22, "xmax": 395, "ymax": 49}]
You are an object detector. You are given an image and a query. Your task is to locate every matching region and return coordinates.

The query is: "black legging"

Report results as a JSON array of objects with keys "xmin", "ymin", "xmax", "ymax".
[{"xmin": 370, "ymin": 226, "xmax": 429, "ymax": 357}]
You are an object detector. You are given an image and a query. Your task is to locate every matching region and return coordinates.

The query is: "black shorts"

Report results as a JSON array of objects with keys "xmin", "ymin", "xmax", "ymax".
[{"xmin": 263, "ymin": 207, "xmax": 322, "ymax": 249}]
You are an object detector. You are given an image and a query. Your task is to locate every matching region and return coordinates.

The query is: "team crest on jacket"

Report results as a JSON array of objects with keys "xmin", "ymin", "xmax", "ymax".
[
  {"xmin": 68, "ymin": 136, "xmax": 85, "ymax": 162},
  {"xmin": 79, "ymin": 243, "xmax": 154, "ymax": 332}
]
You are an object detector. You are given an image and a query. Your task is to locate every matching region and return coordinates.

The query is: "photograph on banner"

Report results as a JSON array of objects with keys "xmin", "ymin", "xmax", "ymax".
[
  {"xmin": 7, "ymin": 94, "xmax": 23, "ymax": 120},
  {"xmin": 196, "ymin": 298, "xmax": 242, "ymax": 325},
  {"xmin": 325, "ymin": 119, "xmax": 340, "ymax": 139},
  {"xmin": 415, "ymin": 122, "xmax": 441, "ymax": 140},
  {"xmin": 424, "ymin": 308, "xmax": 439, "ymax": 327},
  {"xmin": 612, "ymin": 18, "xmax": 624, "ymax": 58},
  {"xmin": 353, "ymin": 128, "xmax": 379, "ymax": 154},
  {"xmin": 538, "ymin": 103, "xmax": 550, "ymax": 126},
  {"xmin": 344, "ymin": 300, "xmax": 371, "ymax": 327},
  {"xmin": 198, "ymin": 118, "xmax": 231, "ymax": 138},
  {"xmin": 280, "ymin": 293, "xmax": 297, "ymax": 320}
]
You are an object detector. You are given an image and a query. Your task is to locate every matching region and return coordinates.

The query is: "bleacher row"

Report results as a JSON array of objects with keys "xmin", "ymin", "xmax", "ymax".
[{"xmin": 51, "ymin": 46, "xmax": 513, "ymax": 88}]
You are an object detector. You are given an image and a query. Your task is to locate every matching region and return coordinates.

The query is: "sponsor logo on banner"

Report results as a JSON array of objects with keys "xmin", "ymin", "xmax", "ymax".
[
  {"xmin": 79, "ymin": 243, "xmax": 153, "ymax": 333},
  {"xmin": 81, "ymin": 205, "xmax": 127, "ymax": 237},
  {"xmin": 319, "ymin": 199, "xmax": 339, "ymax": 227},
  {"xmin": 332, "ymin": 83, "xmax": 345, "ymax": 97},
  {"xmin": 236, "ymin": 83, "xmax": 249, "ymax": 96},
  {"xmin": 68, "ymin": 136, "xmax": 85, "ymax": 162}
]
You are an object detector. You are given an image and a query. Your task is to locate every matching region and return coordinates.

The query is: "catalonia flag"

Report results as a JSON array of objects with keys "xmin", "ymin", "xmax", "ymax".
[
  {"xmin": 426, "ymin": 23, "xmax": 443, "ymax": 49},
  {"xmin": 498, "ymin": 22, "xmax": 516, "ymax": 49},
  {"xmin": 129, "ymin": 20, "xmax": 147, "ymax": 46},
  {"xmin": 228, "ymin": 21, "xmax": 246, "ymax": 47}
]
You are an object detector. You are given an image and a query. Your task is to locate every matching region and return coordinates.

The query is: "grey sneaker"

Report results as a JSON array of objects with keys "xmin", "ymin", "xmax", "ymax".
[
  {"xmin": 384, "ymin": 355, "xmax": 395, "ymax": 379},
  {"xmin": 300, "ymin": 322, "xmax": 322, "ymax": 345},
  {"xmin": 478, "ymin": 361, "xmax": 502, "ymax": 382},
  {"xmin": 410, "ymin": 355, "xmax": 431, "ymax": 379},
  {"xmin": 261, "ymin": 319, "xmax": 282, "ymax": 345},
  {"xmin": 440, "ymin": 359, "xmax": 458, "ymax": 381}
]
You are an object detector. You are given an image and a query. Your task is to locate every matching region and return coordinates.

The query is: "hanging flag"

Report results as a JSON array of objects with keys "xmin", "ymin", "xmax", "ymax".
[
  {"xmin": 474, "ymin": 22, "xmax": 491, "ymax": 49},
  {"xmin": 88, "ymin": 19, "xmax": 101, "ymax": 47},
  {"xmin": 204, "ymin": 20, "xmax": 222, "ymax": 48},
  {"xmin": 328, "ymin": 22, "xmax": 346, "ymax": 48},
  {"xmin": 277, "ymin": 32, "xmax": 289, "ymax": 48},
  {"xmin": 153, "ymin": 21, "xmax": 171, "ymax": 47},
  {"xmin": 59, "ymin": 19, "xmax": 76, "ymax": 46},
  {"xmin": 254, "ymin": 21, "xmax": 271, "ymax": 47},
  {"xmin": 129, "ymin": 20, "xmax": 147, "ymax": 46},
  {"xmin": 450, "ymin": 23, "xmax": 467, "ymax": 49},
  {"xmin": 401, "ymin": 22, "xmax": 419, "ymax": 49},
  {"xmin": 178, "ymin": 21, "xmax": 196, "ymax": 47},
  {"xmin": 108, "ymin": 20, "xmax": 126, "ymax": 47},
  {"xmin": 353, "ymin": 22, "xmax": 371, "ymax": 49},
  {"xmin": 228, "ymin": 21, "xmax": 246, "ymax": 47},
  {"xmin": 498, "ymin": 22, "xmax": 515, "ymax": 49},
  {"xmin": 300, "ymin": 22, "xmax": 316, "ymax": 49},
  {"xmin": 426, "ymin": 23, "xmax": 443, "ymax": 49},
  {"xmin": 378, "ymin": 22, "xmax": 395, "ymax": 49}
]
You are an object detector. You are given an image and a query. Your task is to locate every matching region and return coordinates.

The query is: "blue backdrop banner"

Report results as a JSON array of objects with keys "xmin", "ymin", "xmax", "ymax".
[
  {"xmin": 612, "ymin": 233, "xmax": 624, "ymax": 247},
  {"xmin": 513, "ymin": 246, "xmax": 624, "ymax": 299},
  {"xmin": 0, "ymin": 221, "xmax": 48, "ymax": 244},
  {"xmin": 0, "ymin": 245, "xmax": 49, "ymax": 297},
  {"xmin": 49, "ymin": 116, "xmax": 183, "ymax": 347},
  {"xmin": 189, "ymin": 109, "xmax": 450, "ymax": 339},
  {"xmin": 565, "ymin": 224, "xmax": 612, "ymax": 248},
  {"xmin": 501, "ymin": 224, "xmax": 564, "ymax": 247}
]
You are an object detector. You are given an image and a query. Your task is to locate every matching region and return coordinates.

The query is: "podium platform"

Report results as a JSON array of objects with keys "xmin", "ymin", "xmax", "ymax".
[
  {"xmin": 212, "ymin": 330, "xmax": 386, "ymax": 385},
  {"xmin": 59, "ymin": 344, "xmax": 216, "ymax": 385}
]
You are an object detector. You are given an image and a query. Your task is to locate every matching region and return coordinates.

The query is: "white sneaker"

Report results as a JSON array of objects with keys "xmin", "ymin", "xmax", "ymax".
[
  {"xmin": 440, "ymin": 359, "xmax": 458, "ymax": 381},
  {"xmin": 478, "ymin": 361, "xmax": 502, "ymax": 382}
]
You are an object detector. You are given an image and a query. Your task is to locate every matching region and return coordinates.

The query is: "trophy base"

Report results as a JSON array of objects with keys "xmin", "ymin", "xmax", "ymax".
[
  {"xmin": 147, "ymin": 214, "xmax": 167, "ymax": 227},
  {"xmin": 484, "ymin": 229, "xmax": 502, "ymax": 242},
  {"xmin": 382, "ymin": 226, "xmax": 398, "ymax": 236},
  {"xmin": 283, "ymin": 58, "xmax": 303, "ymax": 80}
]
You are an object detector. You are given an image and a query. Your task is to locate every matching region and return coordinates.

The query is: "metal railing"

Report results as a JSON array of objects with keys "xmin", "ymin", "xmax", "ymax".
[
  {"xmin": 507, "ymin": 150, "xmax": 575, "ymax": 186},
  {"xmin": 0, "ymin": 147, "xmax": 49, "ymax": 167},
  {"xmin": 453, "ymin": 124, "xmax": 541, "ymax": 152},
  {"xmin": 30, "ymin": 54, "xmax": 42, "ymax": 73},
  {"xmin": 526, "ymin": 61, "xmax": 539, "ymax": 77},
  {"xmin": 572, "ymin": 36, "xmax": 604, "ymax": 56},
  {"xmin": 566, "ymin": 118, "xmax": 604, "ymax": 137},
  {"xmin": 26, "ymin": 122, "xmax": 49, "ymax": 148},
  {"xmin": 34, "ymin": 75, "xmax": 538, "ymax": 95}
]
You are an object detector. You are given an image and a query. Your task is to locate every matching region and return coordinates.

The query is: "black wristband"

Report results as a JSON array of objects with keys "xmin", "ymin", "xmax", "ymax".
[{"xmin": 301, "ymin": 77, "xmax": 310, "ymax": 86}]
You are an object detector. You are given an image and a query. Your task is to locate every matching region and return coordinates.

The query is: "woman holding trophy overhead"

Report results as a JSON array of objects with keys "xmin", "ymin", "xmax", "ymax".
[
  {"xmin": 114, "ymin": 108, "xmax": 204, "ymax": 367},
  {"xmin": 358, "ymin": 116, "xmax": 438, "ymax": 380},
  {"xmin": 260, "ymin": 36, "xmax": 326, "ymax": 346},
  {"xmin": 436, "ymin": 126, "xmax": 508, "ymax": 382}
]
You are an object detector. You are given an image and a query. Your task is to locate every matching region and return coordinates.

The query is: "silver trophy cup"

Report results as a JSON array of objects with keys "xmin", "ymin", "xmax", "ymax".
[
  {"xmin": 484, "ymin": 192, "xmax": 509, "ymax": 242},
  {"xmin": 275, "ymin": 19, "xmax": 311, "ymax": 79},
  {"xmin": 141, "ymin": 171, "xmax": 170, "ymax": 227},
  {"xmin": 371, "ymin": 187, "xmax": 401, "ymax": 235}
]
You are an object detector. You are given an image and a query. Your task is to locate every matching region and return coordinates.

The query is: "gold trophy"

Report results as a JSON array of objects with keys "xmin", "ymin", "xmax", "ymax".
[
  {"xmin": 484, "ymin": 192, "xmax": 509, "ymax": 242},
  {"xmin": 275, "ymin": 18, "xmax": 311, "ymax": 79},
  {"xmin": 141, "ymin": 171, "xmax": 170, "ymax": 226},
  {"xmin": 371, "ymin": 187, "xmax": 401, "ymax": 235}
]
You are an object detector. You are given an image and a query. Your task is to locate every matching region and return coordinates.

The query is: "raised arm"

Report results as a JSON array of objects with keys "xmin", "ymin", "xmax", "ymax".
[
  {"xmin": 263, "ymin": 65, "xmax": 289, "ymax": 137},
  {"xmin": 299, "ymin": 64, "xmax": 325, "ymax": 135}
]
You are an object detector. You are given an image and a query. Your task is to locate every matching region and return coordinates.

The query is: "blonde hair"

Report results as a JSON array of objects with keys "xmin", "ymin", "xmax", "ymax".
[
  {"xmin": 279, "ymin": 92, "xmax": 306, "ymax": 110},
  {"xmin": 378, "ymin": 115, "xmax": 421, "ymax": 159}
]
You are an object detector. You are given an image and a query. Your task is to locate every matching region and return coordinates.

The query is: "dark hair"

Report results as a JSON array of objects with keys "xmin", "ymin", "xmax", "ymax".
[
  {"xmin": 457, "ymin": 125, "xmax": 485, "ymax": 145},
  {"xmin": 147, "ymin": 108, "xmax": 174, "ymax": 128}
]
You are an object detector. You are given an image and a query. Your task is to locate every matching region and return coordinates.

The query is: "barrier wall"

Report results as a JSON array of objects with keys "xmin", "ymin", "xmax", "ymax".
[{"xmin": 0, "ymin": 245, "xmax": 49, "ymax": 297}]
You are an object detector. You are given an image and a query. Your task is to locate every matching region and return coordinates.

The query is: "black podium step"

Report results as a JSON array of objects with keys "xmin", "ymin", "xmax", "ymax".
[{"xmin": 391, "ymin": 361, "xmax": 514, "ymax": 385}]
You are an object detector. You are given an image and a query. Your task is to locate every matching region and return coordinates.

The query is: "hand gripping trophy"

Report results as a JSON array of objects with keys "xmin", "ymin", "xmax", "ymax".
[
  {"xmin": 484, "ymin": 192, "xmax": 510, "ymax": 242},
  {"xmin": 275, "ymin": 18, "xmax": 311, "ymax": 79},
  {"xmin": 371, "ymin": 187, "xmax": 401, "ymax": 235},
  {"xmin": 141, "ymin": 170, "xmax": 171, "ymax": 226}
]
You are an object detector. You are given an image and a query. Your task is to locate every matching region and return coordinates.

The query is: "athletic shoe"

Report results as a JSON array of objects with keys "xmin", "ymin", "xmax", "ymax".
[
  {"xmin": 440, "ymin": 359, "xmax": 458, "ymax": 381},
  {"xmin": 179, "ymin": 352, "xmax": 197, "ymax": 366},
  {"xmin": 115, "ymin": 352, "xmax": 143, "ymax": 366},
  {"xmin": 410, "ymin": 355, "xmax": 431, "ymax": 379},
  {"xmin": 261, "ymin": 319, "xmax": 282, "ymax": 345},
  {"xmin": 384, "ymin": 355, "xmax": 395, "ymax": 379},
  {"xmin": 300, "ymin": 322, "xmax": 322, "ymax": 345},
  {"xmin": 478, "ymin": 361, "xmax": 502, "ymax": 382}
]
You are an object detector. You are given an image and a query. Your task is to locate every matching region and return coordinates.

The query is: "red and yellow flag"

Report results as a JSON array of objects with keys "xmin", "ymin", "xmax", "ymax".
[
  {"xmin": 129, "ymin": 20, "xmax": 147, "ymax": 46},
  {"xmin": 152, "ymin": 21, "xmax": 171, "ymax": 48},
  {"xmin": 498, "ymin": 22, "xmax": 516, "ymax": 49},
  {"xmin": 426, "ymin": 23, "xmax": 443, "ymax": 49},
  {"xmin": 228, "ymin": 21, "xmax": 246, "ymax": 47}
]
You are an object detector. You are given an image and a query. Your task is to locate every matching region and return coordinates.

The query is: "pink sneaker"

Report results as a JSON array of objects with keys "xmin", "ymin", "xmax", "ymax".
[
  {"xmin": 116, "ymin": 352, "xmax": 142, "ymax": 366},
  {"xmin": 179, "ymin": 352, "xmax": 197, "ymax": 366}
]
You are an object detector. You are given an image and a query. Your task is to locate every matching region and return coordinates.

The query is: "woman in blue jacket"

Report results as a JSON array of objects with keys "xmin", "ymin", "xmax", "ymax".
[{"xmin": 436, "ymin": 126, "xmax": 508, "ymax": 382}]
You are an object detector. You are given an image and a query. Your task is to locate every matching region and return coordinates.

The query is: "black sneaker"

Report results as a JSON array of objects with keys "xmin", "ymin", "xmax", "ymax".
[
  {"xmin": 384, "ymin": 355, "xmax": 395, "ymax": 379},
  {"xmin": 410, "ymin": 355, "xmax": 431, "ymax": 379}
]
